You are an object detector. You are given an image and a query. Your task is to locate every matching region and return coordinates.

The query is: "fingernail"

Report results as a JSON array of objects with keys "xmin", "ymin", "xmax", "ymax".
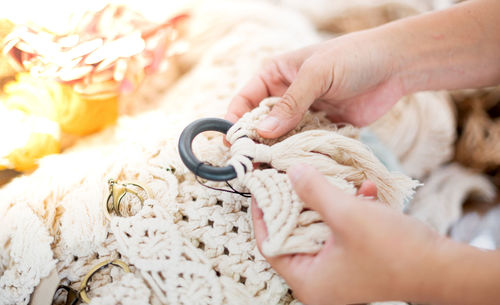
[
  {"xmin": 288, "ymin": 164, "xmax": 306, "ymax": 185},
  {"xmin": 257, "ymin": 116, "xmax": 279, "ymax": 132}
]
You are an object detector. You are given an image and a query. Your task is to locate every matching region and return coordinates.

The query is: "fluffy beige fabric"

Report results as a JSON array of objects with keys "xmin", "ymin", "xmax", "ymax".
[
  {"xmin": 407, "ymin": 164, "xmax": 496, "ymax": 234},
  {"xmin": 369, "ymin": 91, "xmax": 456, "ymax": 179}
]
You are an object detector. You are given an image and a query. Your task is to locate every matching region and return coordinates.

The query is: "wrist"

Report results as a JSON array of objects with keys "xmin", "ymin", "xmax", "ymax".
[
  {"xmin": 416, "ymin": 236, "xmax": 462, "ymax": 304},
  {"xmin": 393, "ymin": 234, "xmax": 454, "ymax": 304},
  {"xmin": 413, "ymin": 237, "xmax": 500, "ymax": 305},
  {"xmin": 374, "ymin": 19, "xmax": 427, "ymax": 96},
  {"xmin": 376, "ymin": 0, "xmax": 500, "ymax": 95},
  {"xmin": 331, "ymin": 27, "xmax": 406, "ymax": 93}
]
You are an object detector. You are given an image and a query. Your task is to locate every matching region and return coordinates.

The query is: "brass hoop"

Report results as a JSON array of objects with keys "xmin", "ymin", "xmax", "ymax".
[
  {"xmin": 79, "ymin": 259, "xmax": 131, "ymax": 303},
  {"xmin": 103, "ymin": 179, "xmax": 150, "ymax": 219}
]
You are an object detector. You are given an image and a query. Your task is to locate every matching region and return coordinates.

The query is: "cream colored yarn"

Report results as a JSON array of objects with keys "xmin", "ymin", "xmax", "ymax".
[
  {"xmin": 369, "ymin": 91, "xmax": 456, "ymax": 179},
  {"xmin": 369, "ymin": 91, "xmax": 498, "ymax": 236},
  {"xmin": 0, "ymin": 203, "xmax": 55, "ymax": 305},
  {"xmin": 407, "ymin": 164, "xmax": 496, "ymax": 234},
  {"xmin": 226, "ymin": 97, "xmax": 419, "ymax": 256}
]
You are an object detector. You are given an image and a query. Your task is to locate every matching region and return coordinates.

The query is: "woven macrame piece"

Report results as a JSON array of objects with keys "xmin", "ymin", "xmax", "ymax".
[
  {"xmin": 87, "ymin": 273, "xmax": 151, "ymax": 305},
  {"xmin": 0, "ymin": 203, "xmax": 55, "ymax": 305},
  {"xmin": 226, "ymin": 97, "xmax": 419, "ymax": 257},
  {"xmin": 112, "ymin": 203, "xmax": 225, "ymax": 305}
]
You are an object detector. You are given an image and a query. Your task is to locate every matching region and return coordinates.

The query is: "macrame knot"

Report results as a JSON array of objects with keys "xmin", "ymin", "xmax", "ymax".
[
  {"xmin": 230, "ymin": 137, "xmax": 273, "ymax": 163},
  {"xmin": 227, "ymin": 137, "xmax": 273, "ymax": 179},
  {"xmin": 253, "ymin": 142, "xmax": 273, "ymax": 163}
]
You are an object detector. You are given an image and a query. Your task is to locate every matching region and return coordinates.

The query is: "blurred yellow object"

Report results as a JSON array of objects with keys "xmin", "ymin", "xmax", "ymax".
[
  {"xmin": 0, "ymin": 19, "xmax": 14, "ymax": 40},
  {"xmin": 4, "ymin": 73, "xmax": 118, "ymax": 135},
  {"xmin": 0, "ymin": 19, "xmax": 15, "ymax": 79},
  {"xmin": 0, "ymin": 107, "xmax": 61, "ymax": 172},
  {"xmin": 1, "ymin": 73, "xmax": 118, "ymax": 172},
  {"xmin": 2, "ymin": 132, "xmax": 60, "ymax": 171},
  {"xmin": 0, "ymin": 5, "xmax": 185, "ymax": 173},
  {"xmin": 58, "ymin": 93, "xmax": 118, "ymax": 135}
]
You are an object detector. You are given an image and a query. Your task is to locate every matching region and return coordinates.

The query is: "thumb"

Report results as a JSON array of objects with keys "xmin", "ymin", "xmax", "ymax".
[
  {"xmin": 287, "ymin": 163, "xmax": 361, "ymax": 235},
  {"xmin": 257, "ymin": 59, "xmax": 326, "ymax": 138}
]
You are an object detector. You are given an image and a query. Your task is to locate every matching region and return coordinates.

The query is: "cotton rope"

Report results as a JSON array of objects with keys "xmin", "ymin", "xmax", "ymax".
[{"xmin": 225, "ymin": 97, "xmax": 419, "ymax": 256}]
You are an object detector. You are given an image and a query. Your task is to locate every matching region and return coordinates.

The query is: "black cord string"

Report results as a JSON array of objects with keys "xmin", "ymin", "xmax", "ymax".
[{"xmin": 195, "ymin": 162, "xmax": 251, "ymax": 198}]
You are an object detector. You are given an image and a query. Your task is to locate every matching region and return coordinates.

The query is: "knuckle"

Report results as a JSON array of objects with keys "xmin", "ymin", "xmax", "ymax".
[
  {"xmin": 302, "ymin": 53, "xmax": 325, "ymax": 75},
  {"xmin": 264, "ymin": 56, "xmax": 281, "ymax": 70},
  {"xmin": 262, "ymin": 57, "xmax": 282, "ymax": 76},
  {"xmin": 262, "ymin": 57, "xmax": 290, "ymax": 87},
  {"xmin": 301, "ymin": 56, "xmax": 317, "ymax": 70},
  {"xmin": 276, "ymin": 93, "xmax": 301, "ymax": 117},
  {"xmin": 305, "ymin": 55, "xmax": 335, "ymax": 96}
]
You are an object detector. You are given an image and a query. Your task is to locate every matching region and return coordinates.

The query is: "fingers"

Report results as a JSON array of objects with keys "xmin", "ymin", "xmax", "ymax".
[
  {"xmin": 226, "ymin": 45, "xmax": 329, "ymax": 138},
  {"xmin": 251, "ymin": 197, "xmax": 268, "ymax": 249},
  {"xmin": 257, "ymin": 58, "xmax": 328, "ymax": 138},
  {"xmin": 225, "ymin": 57, "xmax": 293, "ymax": 123},
  {"xmin": 251, "ymin": 198, "xmax": 311, "ymax": 286},
  {"xmin": 287, "ymin": 163, "xmax": 361, "ymax": 235},
  {"xmin": 357, "ymin": 180, "xmax": 378, "ymax": 199},
  {"xmin": 225, "ymin": 74, "xmax": 275, "ymax": 123}
]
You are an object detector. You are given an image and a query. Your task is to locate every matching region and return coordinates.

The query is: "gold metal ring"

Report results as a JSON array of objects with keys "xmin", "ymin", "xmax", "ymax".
[
  {"xmin": 79, "ymin": 259, "xmax": 130, "ymax": 303},
  {"xmin": 104, "ymin": 179, "xmax": 150, "ymax": 219},
  {"xmin": 116, "ymin": 188, "xmax": 143, "ymax": 216}
]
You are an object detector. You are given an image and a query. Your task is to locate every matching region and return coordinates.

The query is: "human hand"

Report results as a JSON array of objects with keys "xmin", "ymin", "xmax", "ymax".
[
  {"xmin": 225, "ymin": 30, "xmax": 406, "ymax": 138},
  {"xmin": 252, "ymin": 164, "xmax": 445, "ymax": 305}
]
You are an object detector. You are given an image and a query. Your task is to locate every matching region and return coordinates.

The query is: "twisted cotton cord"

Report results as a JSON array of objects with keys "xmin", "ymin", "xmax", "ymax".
[
  {"xmin": 265, "ymin": 129, "xmax": 419, "ymax": 206},
  {"xmin": 225, "ymin": 99, "xmax": 285, "ymax": 181},
  {"xmin": 227, "ymin": 137, "xmax": 273, "ymax": 180},
  {"xmin": 226, "ymin": 97, "xmax": 361, "ymax": 145},
  {"xmin": 226, "ymin": 99, "xmax": 276, "ymax": 143},
  {"xmin": 228, "ymin": 126, "xmax": 418, "ymax": 207},
  {"xmin": 223, "ymin": 97, "xmax": 419, "ymax": 256},
  {"xmin": 227, "ymin": 154, "xmax": 254, "ymax": 180}
]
